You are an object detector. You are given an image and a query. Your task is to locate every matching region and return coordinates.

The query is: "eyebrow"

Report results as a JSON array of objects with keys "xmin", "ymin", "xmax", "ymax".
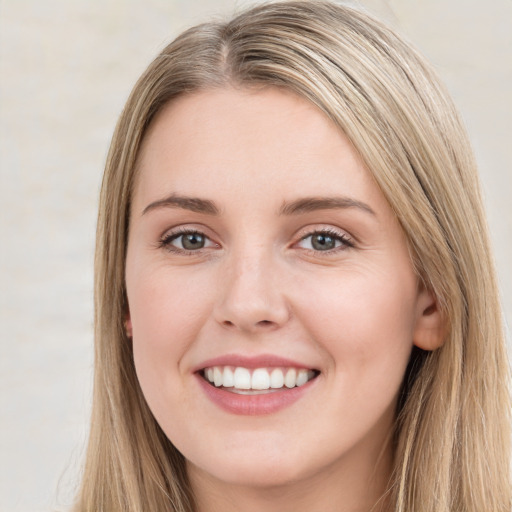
[
  {"xmin": 142, "ymin": 194, "xmax": 219, "ymax": 216},
  {"xmin": 279, "ymin": 196, "xmax": 376, "ymax": 216},
  {"xmin": 141, "ymin": 194, "xmax": 375, "ymax": 217}
]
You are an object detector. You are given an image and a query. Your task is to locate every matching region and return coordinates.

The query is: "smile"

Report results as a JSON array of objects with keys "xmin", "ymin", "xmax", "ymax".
[
  {"xmin": 202, "ymin": 366, "xmax": 318, "ymax": 393},
  {"xmin": 195, "ymin": 355, "xmax": 321, "ymax": 415}
]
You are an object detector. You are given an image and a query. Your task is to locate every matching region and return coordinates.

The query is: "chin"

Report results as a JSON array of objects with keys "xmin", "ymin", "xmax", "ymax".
[{"xmin": 186, "ymin": 440, "xmax": 317, "ymax": 489}]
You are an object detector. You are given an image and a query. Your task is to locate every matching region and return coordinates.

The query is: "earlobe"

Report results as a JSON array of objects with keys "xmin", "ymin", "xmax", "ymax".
[
  {"xmin": 413, "ymin": 287, "xmax": 445, "ymax": 351},
  {"xmin": 125, "ymin": 313, "xmax": 133, "ymax": 339}
]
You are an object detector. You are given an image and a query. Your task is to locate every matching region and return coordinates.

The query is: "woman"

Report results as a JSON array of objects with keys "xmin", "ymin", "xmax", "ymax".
[{"xmin": 73, "ymin": 1, "xmax": 511, "ymax": 511}]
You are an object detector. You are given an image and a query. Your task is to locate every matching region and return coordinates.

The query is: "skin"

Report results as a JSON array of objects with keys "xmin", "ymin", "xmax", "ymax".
[{"xmin": 125, "ymin": 87, "xmax": 443, "ymax": 512}]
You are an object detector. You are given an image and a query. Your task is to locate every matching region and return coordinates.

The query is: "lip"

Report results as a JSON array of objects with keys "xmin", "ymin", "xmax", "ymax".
[
  {"xmin": 193, "ymin": 353, "xmax": 319, "ymax": 415},
  {"xmin": 196, "ymin": 374, "xmax": 317, "ymax": 415},
  {"xmin": 193, "ymin": 353, "xmax": 317, "ymax": 372}
]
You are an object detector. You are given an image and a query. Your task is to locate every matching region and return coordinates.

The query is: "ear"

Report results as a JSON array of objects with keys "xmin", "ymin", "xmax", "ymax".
[
  {"xmin": 124, "ymin": 312, "xmax": 133, "ymax": 338},
  {"xmin": 413, "ymin": 285, "xmax": 445, "ymax": 351}
]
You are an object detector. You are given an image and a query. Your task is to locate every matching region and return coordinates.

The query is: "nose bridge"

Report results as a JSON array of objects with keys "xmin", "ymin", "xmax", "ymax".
[{"xmin": 215, "ymin": 238, "xmax": 289, "ymax": 331}]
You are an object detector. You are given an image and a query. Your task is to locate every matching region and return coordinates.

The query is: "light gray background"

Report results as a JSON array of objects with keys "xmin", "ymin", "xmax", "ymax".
[{"xmin": 1, "ymin": 1, "xmax": 510, "ymax": 510}]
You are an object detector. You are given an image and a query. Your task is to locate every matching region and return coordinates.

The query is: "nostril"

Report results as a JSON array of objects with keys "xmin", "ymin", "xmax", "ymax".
[{"xmin": 221, "ymin": 319, "xmax": 275, "ymax": 330}]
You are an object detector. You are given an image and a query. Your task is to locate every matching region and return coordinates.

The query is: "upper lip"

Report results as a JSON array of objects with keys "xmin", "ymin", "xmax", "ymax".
[{"xmin": 193, "ymin": 354, "xmax": 318, "ymax": 372}]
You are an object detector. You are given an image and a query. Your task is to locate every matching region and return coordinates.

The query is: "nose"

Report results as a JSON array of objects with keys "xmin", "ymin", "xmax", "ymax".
[{"xmin": 214, "ymin": 248, "xmax": 290, "ymax": 333}]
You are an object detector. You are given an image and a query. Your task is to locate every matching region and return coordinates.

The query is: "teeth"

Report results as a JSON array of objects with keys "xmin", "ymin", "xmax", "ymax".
[
  {"xmin": 223, "ymin": 366, "xmax": 234, "ymax": 387},
  {"xmin": 296, "ymin": 369, "xmax": 308, "ymax": 387},
  {"xmin": 213, "ymin": 367, "xmax": 223, "ymax": 387},
  {"xmin": 284, "ymin": 368, "xmax": 297, "ymax": 388},
  {"xmin": 203, "ymin": 366, "xmax": 316, "ymax": 391},
  {"xmin": 233, "ymin": 367, "xmax": 251, "ymax": 389},
  {"xmin": 270, "ymin": 368, "xmax": 284, "ymax": 388},
  {"xmin": 251, "ymin": 368, "xmax": 270, "ymax": 390}
]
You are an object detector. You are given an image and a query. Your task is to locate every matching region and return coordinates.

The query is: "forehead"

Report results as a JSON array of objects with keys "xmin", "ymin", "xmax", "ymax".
[{"xmin": 133, "ymin": 87, "xmax": 388, "ymax": 216}]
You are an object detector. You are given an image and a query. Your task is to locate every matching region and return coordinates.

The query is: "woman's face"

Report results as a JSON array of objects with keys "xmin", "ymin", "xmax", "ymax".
[{"xmin": 125, "ymin": 87, "xmax": 438, "ymax": 491}]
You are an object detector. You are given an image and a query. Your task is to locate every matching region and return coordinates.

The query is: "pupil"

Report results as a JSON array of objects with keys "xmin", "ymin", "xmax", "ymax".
[
  {"xmin": 183, "ymin": 233, "xmax": 205, "ymax": 250},
  {"xmin": 312, "ymin": 234, "xmax": 335, "ymax": 251}
]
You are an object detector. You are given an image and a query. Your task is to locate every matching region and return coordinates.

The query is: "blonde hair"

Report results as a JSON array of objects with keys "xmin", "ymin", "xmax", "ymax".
[{"xmin": 74, "ymin": 1, "xmax": 511, "ymax": 511}]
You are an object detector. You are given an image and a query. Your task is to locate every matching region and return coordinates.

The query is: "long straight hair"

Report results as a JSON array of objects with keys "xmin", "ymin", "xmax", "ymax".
[{"xmin": 74, "ymin": 2, "xmax": 511, "ymax": 510}]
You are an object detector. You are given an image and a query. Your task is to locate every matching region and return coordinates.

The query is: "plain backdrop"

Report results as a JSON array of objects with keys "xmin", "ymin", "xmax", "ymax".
[{"xmin": 1, "ymin": 0, "xmax": 511, "ymax": 510}]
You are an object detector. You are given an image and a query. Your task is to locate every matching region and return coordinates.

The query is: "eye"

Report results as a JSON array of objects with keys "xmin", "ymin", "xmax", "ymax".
[
  {"xmin": 160, "ymin": 229, "xmax": 217, "ymax": 252},
  {"xmin": 297, "ymin": 230, "xmax": 353, "ymax": 252}
]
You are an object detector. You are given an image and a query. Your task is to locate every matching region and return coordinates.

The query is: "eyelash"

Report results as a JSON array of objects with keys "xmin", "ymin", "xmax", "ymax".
[
  {"xmin": 158, "ymin": 227, "xmax": 354, "ymax": 255},
  {"xmin": 158, "ymin": 228, "xmax": 215, "ymax": 254},
  {"xmin": 297, "ymin": 228, "xmax": 354, "ymax": 254}
]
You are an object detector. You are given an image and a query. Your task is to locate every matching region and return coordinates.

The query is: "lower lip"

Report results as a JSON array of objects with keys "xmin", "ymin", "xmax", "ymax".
[{"xmin": 196, "ymin": 373, "xmax": 317, "ymax": 415}]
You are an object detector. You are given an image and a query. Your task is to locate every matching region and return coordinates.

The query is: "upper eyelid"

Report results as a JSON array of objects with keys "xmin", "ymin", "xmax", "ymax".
[
  {"xmin": 163, "ymin": 227, "xmax": 205, "ymax": 238},
  {"xmin": 299, "ymin": 227, "xmax": 348, "ymax": 238},
  {"xmin": 160, "ymin": 224, "xmax": 215, "ymax": 240},
  {"xmin": 295, "ymin": 225, "xmax": 353, "ymax": 241}
]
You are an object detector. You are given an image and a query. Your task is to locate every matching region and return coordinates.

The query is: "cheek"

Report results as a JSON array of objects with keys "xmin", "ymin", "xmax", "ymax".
[
  {"xmin": 128, "ymin": 265, "xmax": 213, "ymax": 345},
  {"xmin": 127, "ymin": 266, "xmax": 215, "ymax": 397},
  {"xmin": 293, "ymin": 266, "xmax": 417, "ymax": 390}
]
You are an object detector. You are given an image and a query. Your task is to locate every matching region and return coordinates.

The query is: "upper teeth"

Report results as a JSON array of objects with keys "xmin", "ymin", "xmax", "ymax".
[{"xmin": 204, "ymin": 366, "xmax": 316, "ymax": 390}]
